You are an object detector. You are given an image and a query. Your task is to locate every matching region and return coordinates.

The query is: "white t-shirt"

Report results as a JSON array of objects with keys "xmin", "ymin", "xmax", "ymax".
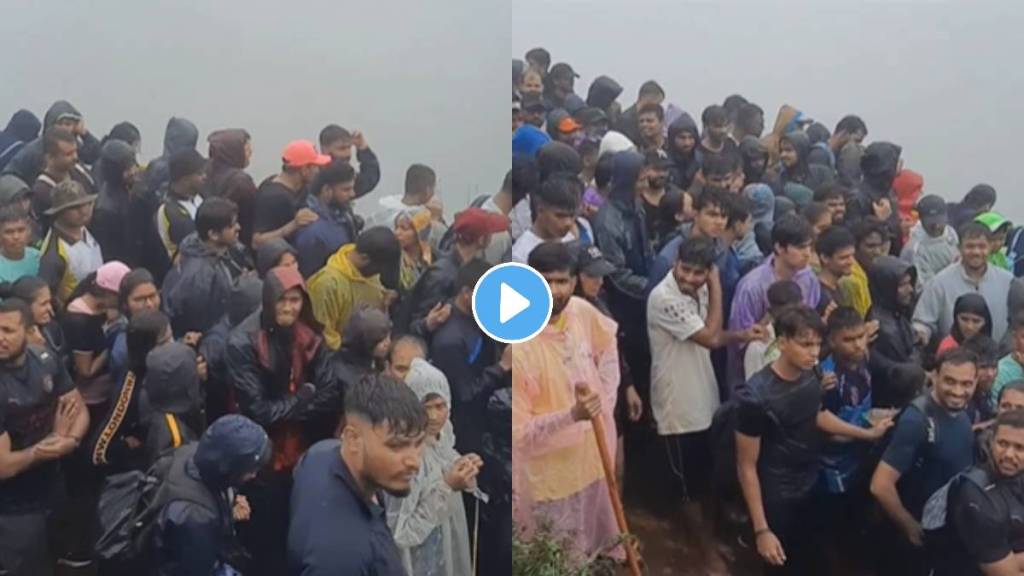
[
  {"xmin": 509, "ymin": 229, "xmax": 573, "ymax": 264},
  {"xmin": 743, "ymin": 324, "xmax": 778, "ymax": 382},
  {"xmin": 647, "ymin": 272, "xmax": 719, "ymax": 435}
]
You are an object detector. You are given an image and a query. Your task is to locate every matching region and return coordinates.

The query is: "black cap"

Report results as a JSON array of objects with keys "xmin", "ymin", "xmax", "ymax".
[
  {"xmin": 577, "ymin": 244, "xmax": 615, "ymax": 277},
  {"xmin": 575, "ymin": 106, "xmax": 608, "ymax": 126},
  {"xmin": 916, "ymin": 194, "xmax": 947, "ymax": 228},
  {"xmin": 549, "ymin": 62, "xmax": 579, "ymax": 80},
  {"xmin": 521, "ymin": 93, "xmax": 546, "ymax": 112},
  {"xmin": 355, "ymin": 226, "xmax": 402, "ymax": 290}
]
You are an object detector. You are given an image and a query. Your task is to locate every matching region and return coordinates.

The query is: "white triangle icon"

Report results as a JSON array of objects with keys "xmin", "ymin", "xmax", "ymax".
[{"xmin": 499, "ymin": 282, "xmax": 530, "ymax": 324}]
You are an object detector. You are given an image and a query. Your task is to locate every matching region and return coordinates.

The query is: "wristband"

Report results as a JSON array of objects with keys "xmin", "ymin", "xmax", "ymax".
[{"xmin": 754, "ymin": 527, "xmax": 772, "ymax": 537}]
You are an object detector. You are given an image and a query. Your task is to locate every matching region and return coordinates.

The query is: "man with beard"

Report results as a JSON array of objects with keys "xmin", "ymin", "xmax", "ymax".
[
  {"xmin": 666, "ymin": 113, "xmax": 700, "ymax": 190},
  {"xmin": 31, "ymin": 127, "xmax": 95, "ymax": 233},
  {"xmin": 203, "ymin": 129, "xmax": 258, "ymax": 247},
  {"xmin": 816, "ymin": 225, "xmax": 857, "ymax": 305},
  {"xmin": 318, "ymin": 124, "xmax": 381, "ymax": 199},
  {"xmin": 251, "ymin": 140, "xmax": 330, "ymax": 249},
  {"xmin": 871, "ymin": 348, "xmax": 978, "ymax": 576},
  {"xmin": 914, "ymin": 222, "xmax": 1014, "ymax": 344},
  {"xmin": 509, "ymin": 241, "xmax": 624, "ymax": 562},
  {"xmin": 227, "ymin": 265, "xmax": 339, "ymax": 576},
  {"xmin": 699, "ymin": 105, "xmax": 739, "ymax": 160},
  {"xmin": 287, "ymin": 374, "xmax": 427, "ymax": 576},
  {"xmin": 846, "ymin": 141, "xmax": 904, "ymax": 254},
  {"xmin": 636, "ymin": 103, "xmax": 665, "ymax": 153},
  {"xmin": 0, "ymin": 298, "xmax": 88, "ymax": 576},
  {"xmin": 4, "ymin": 100, "xmax": 101, "ymax": 185}
]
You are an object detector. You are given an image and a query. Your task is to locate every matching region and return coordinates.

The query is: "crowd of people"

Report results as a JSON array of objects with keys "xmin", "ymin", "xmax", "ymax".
[
  {"xmin": 512, "ymin": 46, "xmax": 1024, "ymax": 576},
  {"xmin": 0, "ymin": 100, "xmax": 514, "ymax": 576}
]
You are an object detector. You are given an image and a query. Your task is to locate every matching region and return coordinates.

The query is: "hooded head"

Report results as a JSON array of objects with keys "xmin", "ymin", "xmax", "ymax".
[
  {"xmin": 144, "ymin": 341, "xmax": 202, "ymax": 417},
  {"xmin": 261, "ymin": 266, "xmax": 320, "ymax": 331},
  {"xmin": 340, "ymin": 307, "xmax": 392, "ymax": 364},
  {"xmin": 598, "ymin": 131, "xmax": 635, "ymax": 159},
  {"xmin": 193, "ymin": 414, "xmax": 271, "ymax": 489},
  {"xmin": 43, "ymin": 100, "xmax": 82, "ymax": 130},
  {"xmin": 950, "ymin": 293, "xmax": 993, "ymax": 343},
  {"xmin": 405, "ymin": 358, "xmax": 453, "ymax": 441},
  {"xmin": 99, "ymin": 140, "xmax": 138, "ymax": 188},
  {"xmin": 103, "ymin": 122, "xmax": 141, "ymax": 151},
  {"xmin": 536, "ymin": 141, "xmax": 581, "ymax": 182},
  {"xmin": 893, "ymin": 169, "xmax": 924, "ymax": 217},
  {"xmin": 512, "ymin": 125, "xmax": 551, "ymax": 159},
  {"xmin": 207, "ymin": 129, "xmax": 251, "ymax": 169},
  {"xmin": 255, "ymin": 238, "xmax": 298, "ymax": 278},
  {"xmin": 868, "ymin": 255, "xmax": 917, "ymax": 314},
  {"xmin": 586, "ymin": 75, "xmax": 624, "ymax": 110},
  {"xmin": 229, "ymin": 275, "xmax": 263, "ymax": 327},
  {"xmin": 964, "ymin": 184, "xmax": 998, "ymax": 211},
  {"xmin": 860, "ymin": 142, "xmax": 902, "ymax": 190},
  {"xmin": 4, "ymin": 110, "xmax": 40, "ymax": 142},
  {"xmin": 163, "ymin": 117, "xmax": 199, "ymax": 157},
  {"xmin": 774, "ymin": 196, "xmax": 797, "ymax": 222},
  {"xmin": 740, "ymin": 136, "xmax": 768, "ymax": 182},
  {"xmin": 608, "ymin": 150, "xmax": 644, "ymax": 207},
  {"xmin": 745, "ymin": 183, "xmax": 775, "ymax": 227},
  {"xmin": 667, "ymin": 113, "xmax": 699, "ymax": 160},
  {"xmin": 0, "ymin": 175, "xmax": 31, "ymax": 207},
  {"xmin": 783, "ymin": 182, "xmax": 815, "ymax": 208},
  {"xmin": 780, "ymin": 131, "xmax": 811, "ymax": 173}
]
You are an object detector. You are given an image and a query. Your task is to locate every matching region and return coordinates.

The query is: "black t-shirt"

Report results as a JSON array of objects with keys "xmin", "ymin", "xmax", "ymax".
[
  {"xmin": 736, "ymin": 366, "xmax": 823, "ymax": 501},
  {"xmin": 699, "ymin": 138, "xmax": 739, "ymax": 161},
  {"xmin": 0, "ymin": 346, "xmax": 75, "ymax": 513},
  {"xmin": 62, "ymin": 310, "xmax": 107, "ymax": 357},
  {"xmin": 253, "ymin": 178, "xmax": 301, "ymax": 235},
  {"xmin": 953, "ymin": 469, "xmax": 1024, "ymax": 568}
]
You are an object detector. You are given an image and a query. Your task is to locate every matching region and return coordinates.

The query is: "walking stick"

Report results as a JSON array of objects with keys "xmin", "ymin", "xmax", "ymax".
[{"xmin": 578, "ymin": 383, "xmax": 643, "ymax": 576}]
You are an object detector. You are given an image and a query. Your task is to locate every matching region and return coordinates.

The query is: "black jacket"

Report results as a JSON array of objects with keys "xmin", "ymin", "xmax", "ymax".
[
  {"xmin": 846, "ymin": 142, "xmax": 904, "ymax": 254},
  {"xmin": 199, "ymin": 276, "xmax": 263, "ymax": 422},
  {"xmin": 143, "ymin": 117, "xmax": 199, "ymax": 204},
  {"xmin": 395, "ymin": 249, "xmax": 465, "ymax": 337},
  {"xmin": 352, "ymin": 147, "xmax": 381, "ymax": 199},
  {"xmin": 2, "ymin": 101, "xmax": 101, "ymax": 182},
  {"xmin": 0, "ymin": 109, "xmax": 40, "ymax": 172},
  {"xmin": 594, "ymin": 150, "xmax": 652, "ymax": 312},
  {"xmin": 163, "ymin": 233, "xmax": 250, "ymax": 337},
  {"xmin": 867, "ymin": 255, "xmax": 920, "ymax": 386},
  {"xmin": 665, "ymin": 113, "xmax": 701, "ymax": 190},
  {"xmin": 768, "ymin": 131, "xmax": 835, "ymax": 195}
]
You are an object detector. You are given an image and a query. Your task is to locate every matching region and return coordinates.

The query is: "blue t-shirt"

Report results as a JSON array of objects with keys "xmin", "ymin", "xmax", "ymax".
[
  {"xmin": 881, "ymin": 393, "xmax": 975, "ymax": 519},
  {"xmin": 0, "ymin": 247, "xmax": 40, "ymax": 283}
]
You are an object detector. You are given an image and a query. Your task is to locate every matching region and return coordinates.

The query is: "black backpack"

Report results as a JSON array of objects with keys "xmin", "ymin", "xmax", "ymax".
[
  {"xmin": 921, "ymin": 466, "xmax": 992, "ymax": 575},
  {"xmin": 709, "ymin": 385, "xmax": 783, "ymax": 499}
]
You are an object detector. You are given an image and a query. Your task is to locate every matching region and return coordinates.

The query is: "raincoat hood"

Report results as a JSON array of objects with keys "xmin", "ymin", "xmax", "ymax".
[
  {"xmin": 740, "ymin": 135, "xmax": 769, "ymax": 182},
  {"xmin": 256, "ymin": 238, "xmax": 297, "ymax": 278},
  {"xmin": 4, "ymin": 110, "xmax": 40, "ymax": 142},
  {"xmin": 951, "ymin": 293, "xmax": 993, "ymax": 341},
  {"xmin": 666, "ymin": 113, "xmax": 699, "ymax": 157},
  {"xmin": 0, "ymin": 175, "xmax": 30, "ymax": 206},
  {"xmin": 608, "ymin": 150, "xmax": 644, "ymax": 208},
  {"xmin": 893, "ymin": 169, "xmax": 924, "ymax": 217},
  {"xmin": 861, "ymin": 142, "xmax": 902, "ymax": 189},
  {"xmin": 745, "ymin": 183, "xmax": 775, "ymax": 226},
  {"xmin": 781, "ymin": 131, "xmax": 811, "ymax": 169},
  {"xmin": 207, "ymin": 129, "xmax": 250, "ymax": 169},
  {"xmin": 868, "ymin": 255, "xmax": 916, "ymax": 314},
  {"xmin": 163, "ymin": 117, "xmax": 199, "ymax": 156},
  {"xmin": 586, "ymin": 75, "xmax": 623, "ymax": 110},
  {"xmin": 405, "ymin": 357, "xmax": 451, "ymax": 407},
  {"xmin": 339, "ymin": 307, "xmax": 391, "ymax": 363},
  {"xmin": 783, "ymin": 182, "xmax": 814, "ymax": 208},
  {"xmin": 144, "ymin": 342, "xmax": 202, "ymax": 416},
  {"xmin": 177, "ymin": 232, "xmax": 220, "ymax": 260},
  {"xmin": 193, "ymin": 414, "xmax": 271, "ymax": 488},
  {"xmin": 512, "ymin": 125, "xmax": 551, "ymax": 158},
  {"xmin": 598, "ymin": 131, "xmax": 635, "ymax": 158},
  {"xmin": 43, "ymin": 100, "xmax": 82, "ymax": 129},
  {"xmin": 536, "ymin": 141, "xmax": 581, "ymax": 181},
  {"xmin": 261, "ymin": 265, "xmax": 320, "ymax": 331},
  {"xmin": 229, "ymin": 275, "xmax": 264, "ymax": 327}
]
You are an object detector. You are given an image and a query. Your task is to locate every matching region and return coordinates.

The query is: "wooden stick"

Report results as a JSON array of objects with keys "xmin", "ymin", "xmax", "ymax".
[{"xmin": 583, "ymin": 386, "xmax": 643, "ymax": 576}]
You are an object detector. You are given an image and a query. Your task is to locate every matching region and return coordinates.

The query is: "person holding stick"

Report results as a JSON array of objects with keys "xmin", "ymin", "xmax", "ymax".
[{"xmin": 508, "ymin": 241, "xmax": 624, "ymax": 564}]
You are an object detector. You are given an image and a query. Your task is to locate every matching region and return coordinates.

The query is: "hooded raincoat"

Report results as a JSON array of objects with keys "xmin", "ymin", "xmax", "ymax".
[
  {"xmin": 162, "ymin": 232, "xmax": 250, "ymax": 337},
  {"xmin": 665, "ymin": 113, "xmax": 700, "ymax": 190},
  {"xmin": 3, "ymin": 100, "xmax": 101, "ymax": 183},
  {"xmin": 143, "ymin": 117, "xmax": 199, "ymax": 203},
  {"xmin": 769, "ymin": 131, "xmax": 835, "ymax": 196},
  {"xmin": 867, "ymin": 256, "xmax": 920, "ymax": 386},
  {"xmin": 307, "ymin": 244, "xmax": 387, "ymax": 351},
  {"xmin": 203, "ymin": 129, "xmax": 257, "ymax": 247},
  {"xmin": 386, "ymin": 358, "xmax": 472, "ymax": 576},
  {"xmin": 0, "ymin": 109, "xmax": 40, "ymax": 172},
  {"xmin": 142, "ymin": 342, "xmax": 204, "ymax": 466},
  {"xmin": 847, "ymin": 142, "xmax": 904, "ymax": 254}
]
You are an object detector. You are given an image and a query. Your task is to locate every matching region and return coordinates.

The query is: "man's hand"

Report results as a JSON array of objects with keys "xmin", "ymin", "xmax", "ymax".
[
  {"xmin": 351, "ymin": 130, "xmax": 369, "ymax": 151},
  {"xmin": 382, "ymin": 289, "xmax": 399, "ymax": 312},
  {"xmin": 865, "ymin": 415, "xmax": 895, "ymax": 440},
  {"xmin": 196, "ymin": 355, "xmax": 209, "ymax": 383},
  {"xmin": 499, "ymin": 346, "xmax": 512, "ymax": 371},
  {"xmin": 865, "ymin": 320, "xmax": 880, "ymax": 342},
  {"xmin": 425, "ymin": 302, "xmax": 452, "ymax": 332},
  {"xmin": 902, "ymin": 518, "xmax": 925, "ymax": 547},
  {"xmin": 571, "ymin": 383, "xmax": 602, "ymax": 422},
  {"xmin": 820, "ymin": 372, "xmax": 838, "ymax": 392},
  {"xmin": 233, "ymin": 495, "xmax": 252, "ymax": 522},
  {"xmin": 75, "ymin": 119, "xmax": 88, "ymax": 137},
  {"xmin": 293, "ymin": 208, "xmax": 319, "ymax": 228},
  {"xmin": 34, "ymin": 435, "xmax": 77, "ymax": 461},
  {"xmin": 744, "ymin": 324, "xmax": 768, "ymax": 343},
  {"xmin": 756, "ymin": 530, "xmax": 786, "ymax": 566},
  {"xmin": 872, "ymin": 197, "xmax": 893, "ymax": 221},
  {"xmin": 54, "ymin": 394, "xmax": 81, "ymax": 438},
  {"xmin": 625, "ymin": 385, "xmax": 643, "ymax": 422},
  {"xmin": 822, "ymin": 300, "xmax": 838, "ymax": 323},
  {"xmin": 445, "ymin": 454, "xmax": 482, "ymax": 491},
  {"xmin": 182, "ymin": 331, "xmax": 202, "ymax": 348},
  {"xmin": 426, "ymin": 197, "xmax": 444, "ymax": 222}
]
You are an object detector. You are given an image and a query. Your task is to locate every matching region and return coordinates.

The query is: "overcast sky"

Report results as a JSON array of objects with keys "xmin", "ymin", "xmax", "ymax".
[
  {"xmin": 511, "ymin": 0, "xmax": 1024, "ymax": 221},
  {"xmin": 0, "ymin": 0, "xmax": 507, "ymax": 212}
]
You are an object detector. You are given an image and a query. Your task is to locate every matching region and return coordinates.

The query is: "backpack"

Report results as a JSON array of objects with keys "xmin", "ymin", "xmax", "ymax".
[
  {"xmin": 438, "ymin": 195, "xmax": 493, "ymax": 253},
  {"xmin": 709, "ymin": 384, "xmax": 781, "ymax": 499},
  {"xmin": 921, "ymin": 466, "xmax": 992, "ymax": 575}
]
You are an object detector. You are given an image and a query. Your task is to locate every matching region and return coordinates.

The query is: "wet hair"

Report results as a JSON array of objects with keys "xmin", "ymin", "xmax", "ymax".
[
  {"xmin": 835, "ymin": 115, "xmax": 867, "ymax": 136},
  {"xmin": 766, "ymin": 280, "xmax": 802, "ymax": 314},
  {"xmin": 638, "ymin": 80, "xmax": 664, "ymax": 99},
  {"xmin": 935, "ymin": 346, "xmax": 978, "ymax": 372},
  {"xmin": 404, "ymin": 164, "xmax": 436, "ymax": 199},
  {"xmin": 528, "ymin": 241, "xmax": 575, "ymax": 275},
  {"xmin": 389, "ymin": 334, "xmax": 426, "ymax": 361},
  {"xmin": 722, "ymin": 95, "xmax": 749, "ymax": 122},
  {"xmin": 772, "ymin": 214, "xmax": 814, "ymax": 251},
  {"xmin": 959, "ymin": 221, "xmax": 990, "ymax": 243},
  {"xmin": 805, "ymin": 123, "xmax": 830, "ymax": 145},
  {"xmin": 525, "ymin": 47, "xmax": 551, "ymax": 70},
  {"xmin": 827, "ymin": 306, "xmax": 865, "ymax": 335},
  {"xmin": 695, "ymin": 186, "xmax": 728, "ymax": 213},
  {"xmin": 345, "ymin": 373, "xmax": 428, "ymax": 438},
  {"xmin": 701, "ymin": 105, "xmax": 728, "ymax": 129},
  {"xmin": 126, "ymin": 310, "xmax": 170, "ymax": 373},
  {"xmin": 726, "ymin": 194, "xmax": 752, "ymax": 228},
  {"xmin": 318, "ymin": 124, "xmax": 352, "ymax": 148},
  {"xmin": 118, "ymin": 268, "xmax": 156, "ymax": 314},
  {"xmin": 457, "ymin": 258, "xmax": 491, "ymax": 293},
  {"xmin": 816, "ymin": 225, "xmax": 856, "ymax": 258},
  {"xmin": 677, "ymin": 236, "xmax": 717, "ymax": 269},
  {"xmin": 998, "ymin": 380, "xmax": 1024, "ymax": 404},
  {"xmin": 801, "ymin": 202, "xmax": 831, "ymax": 226},
  {"xmin": 995, "ymin": 410, "xmax": 1024, "ymax": 433},
  {"xmin": 312, "ymin": 159, "xmax": 356, "ymax": 197},
  {"xmin": 962, "ymin": 334, "xmax": 999, "ymax": 368},
  {"xmin": 850, "ymin": 218, "xmax": 888, "ymax": 247},
  {"xmin": 0, "ymin": 205, "xmax": 29, "ymax": 227},
  {"xmin": 736, "ymin": 103, "xmax": 764, "ymax": 134},
  {"xmin": 0, "ymin": 298, "xmax": 31, "ymax": 328},
  {"xmin": 0, "ymin": 276, "xmax": 48, "ymax": 306},
  {"xmin": 102, "ymin": 121, "xmax": 141, "ymax": 148},
  {"xmin": 594, "ymin": 152, "xmax": 615, "ymax": 189},
  {"xmin": 702, "ymin": 150, "xmax": 741, "ymax": 178},
  {"xmin": 655, "ymin": 188, "xmax": 685, "ymax": 240},
  {"xmin": 879, "ymin": 364, "xmax": 926, "ymax": 409},
  {"xmin": 534, "ymin": 174, "xmax": 580, "ymax": 214},
  {"xmin": 813, "ymin": 184, "xmax": 846, "ymax": 203},
  {"xmin": 637, "ymin": 102, "xmax": 664, "ymax": 122},
  {"xmin": 43, "ymin": 126, "xmax": 76, "ymax": 156},
  {"xmin": 774, "ymin": 305, "xmax": 825, "ymax": 339},
  {"xmin": 195, "ymin": 197, "xmax": 238, "ymax": 241},
  {"xmin": 504, "ymin": 156, "xmax": 540, "ymax": 205},
  {"xmin": 963, "ymin": 184, "xmax": 997, "ymax": 210}
]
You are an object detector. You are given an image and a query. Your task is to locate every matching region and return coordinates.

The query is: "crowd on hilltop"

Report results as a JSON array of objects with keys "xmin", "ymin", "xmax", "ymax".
[
  {"xmin": 0, "ymin": 99, "xmax": 514, "ymax": 576},
  {"xmin": 511, "ymin": 46, "xmax": 1024, "ymax": 576}
]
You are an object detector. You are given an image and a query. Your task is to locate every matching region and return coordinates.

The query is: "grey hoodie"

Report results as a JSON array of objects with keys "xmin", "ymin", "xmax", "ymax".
[{"xmin": 900, "ymin": 221, "xmax": 960, "ymax": 290}]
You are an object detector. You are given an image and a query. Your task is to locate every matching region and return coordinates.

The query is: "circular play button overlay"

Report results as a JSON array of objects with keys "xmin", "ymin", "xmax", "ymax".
[{"xmin": 471, "ymin": 262, "xmax": 552, "ymax": 344}]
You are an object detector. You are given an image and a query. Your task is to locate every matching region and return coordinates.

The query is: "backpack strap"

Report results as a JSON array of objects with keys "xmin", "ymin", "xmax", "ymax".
[{"xmin": 908, "ymin": 394, "xmax": 938, "ymax": 445}]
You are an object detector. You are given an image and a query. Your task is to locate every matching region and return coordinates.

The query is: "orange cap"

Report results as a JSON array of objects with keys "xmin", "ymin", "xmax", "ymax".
[
  {"xmin": 282, "ymin": 140, "xmax": 331, "ymax": 168},
  {"xmin": 558, "ymin": 116, "xmax": 582, "ymax": 134}
]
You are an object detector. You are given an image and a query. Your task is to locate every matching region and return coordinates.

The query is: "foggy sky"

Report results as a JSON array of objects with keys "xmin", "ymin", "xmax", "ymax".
[
  {"xmin": 512, "ymin": 0, "xmax": 1024, "ymax": 221},
  {"xmin": 0, "ymin": 0, "xmax": 507, "ymax": 212}
]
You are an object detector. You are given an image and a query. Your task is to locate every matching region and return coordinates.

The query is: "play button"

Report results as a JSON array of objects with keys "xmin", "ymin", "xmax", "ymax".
[{"xmin": 472, "ymin": 263, "xmax": 552, "ymax": 344}]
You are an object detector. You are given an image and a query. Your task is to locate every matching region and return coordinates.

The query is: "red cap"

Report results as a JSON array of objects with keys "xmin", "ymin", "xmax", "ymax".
[
  {"xmin": 453, "ymin": 208, "xmax": 509, "ymax": 241},
  {"xmin": 282, "ymin": 140, "xmax": 331, "ymax": 168},
  {"xmin": 558, "ymin": 116, "xmax": 582, "ymax": 134}
]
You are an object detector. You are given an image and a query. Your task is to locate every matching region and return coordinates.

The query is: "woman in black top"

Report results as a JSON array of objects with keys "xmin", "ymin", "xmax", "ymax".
[{"xmin": 0, "ymin": 275, "xmax": 67, "ymax": 361}]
